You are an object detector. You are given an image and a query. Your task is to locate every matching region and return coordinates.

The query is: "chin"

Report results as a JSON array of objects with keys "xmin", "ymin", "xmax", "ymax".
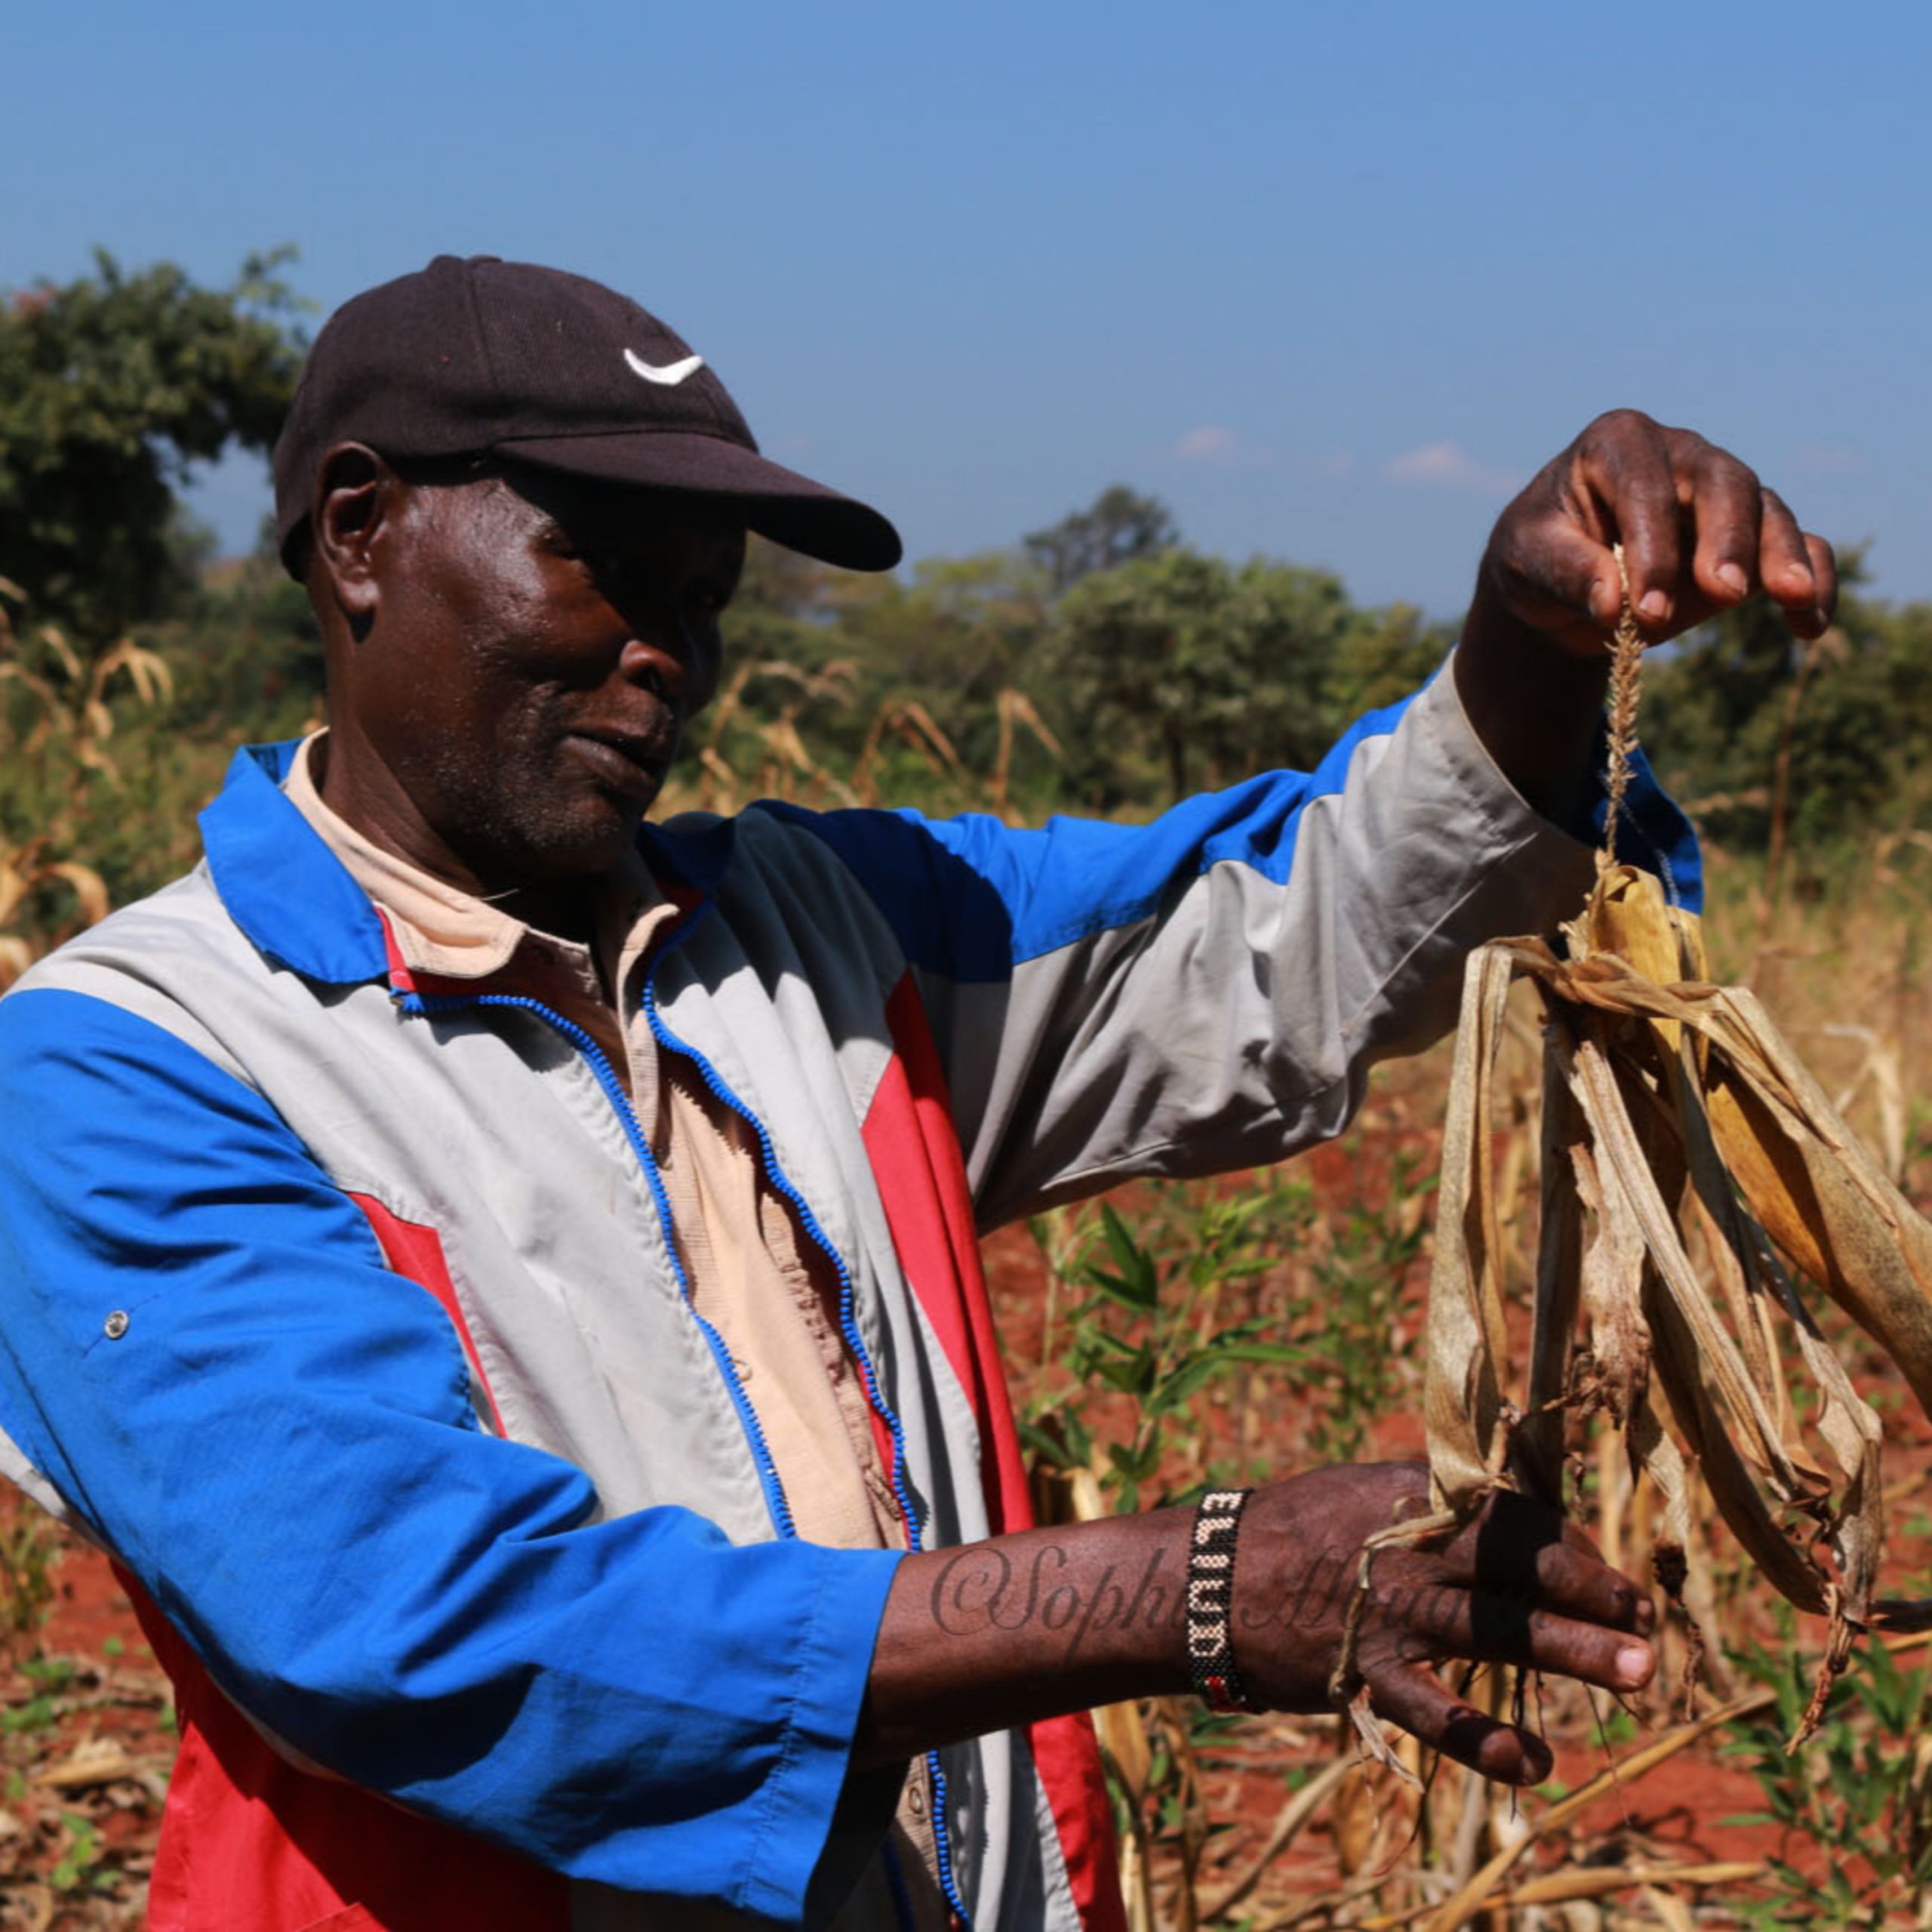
[{"xmin": 485, "ymin": 800, "xmax": 652, "ymax": 890}]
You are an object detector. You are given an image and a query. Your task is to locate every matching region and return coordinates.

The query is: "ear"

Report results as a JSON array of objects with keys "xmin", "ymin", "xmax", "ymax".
[{"xmin": 312, "ymin": 443, "xmax": 401, "ymax": 634}]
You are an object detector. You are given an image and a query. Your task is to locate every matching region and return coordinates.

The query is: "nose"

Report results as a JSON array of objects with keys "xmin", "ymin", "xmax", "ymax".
[{"xmin": 617, "ymin": 637, "xmax": 688, "ymax": 705}]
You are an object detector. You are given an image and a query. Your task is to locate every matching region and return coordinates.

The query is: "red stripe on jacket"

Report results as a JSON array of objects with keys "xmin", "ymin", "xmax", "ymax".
[
  {"xmin": 124, "ymin": 1196, "xmax": 565, "ymax": 1930},
  {"xmin": 126, "ymin": 1571, "xmax": 566, "ymax": 1932},
  {"xmin": 865, "ymin": 971, "xmax": 1128, "ymax": 1932},
  {"xmin": 349, "ymin": 1193, "xmax": 506, "ymax": 1435}
]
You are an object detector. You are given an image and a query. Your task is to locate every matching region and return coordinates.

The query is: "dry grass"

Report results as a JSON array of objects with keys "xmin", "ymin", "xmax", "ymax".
[{"xmin": 0, "ymin": 579, "xmax": 171, "ymax": 991}]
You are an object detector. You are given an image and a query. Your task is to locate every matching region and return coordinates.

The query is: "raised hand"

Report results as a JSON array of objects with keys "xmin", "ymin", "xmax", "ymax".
[
  {"xmin": 1453, "ymin": 408, "xmax": 1836, "ymax": 820},
  {"xmin": 1475, "ymin": 408, "xmax": 1836, "ymax": 657}
]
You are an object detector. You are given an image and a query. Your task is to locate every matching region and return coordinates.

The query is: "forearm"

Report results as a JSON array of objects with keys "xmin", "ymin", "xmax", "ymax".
[
  {"xmin": 914, "ymin": 672, "xmax": 1610, "ymax": 1229},
  {"xmin": 857, "ymin": 1467, "xmax": 1658, "ymax": 1785},
  {"xmin": 856, "ymin": 1509, "xmax": 1193, "ymax": 1767}
]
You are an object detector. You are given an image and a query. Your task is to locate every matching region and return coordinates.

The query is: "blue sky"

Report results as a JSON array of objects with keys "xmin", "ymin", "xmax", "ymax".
[{"xmin": 11, "ymin": 2, "xmax": 1929, "ymax": 616}]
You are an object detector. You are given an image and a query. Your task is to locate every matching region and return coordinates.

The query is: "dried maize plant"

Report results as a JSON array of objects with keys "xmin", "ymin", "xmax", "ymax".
[
  {"xmin": 0, "ymin": 575, "xmax": 172, "ymax": 987},
  {"xmin": 1344, "ymin": 566, "xmax": 1932, "ymax": 1759}
]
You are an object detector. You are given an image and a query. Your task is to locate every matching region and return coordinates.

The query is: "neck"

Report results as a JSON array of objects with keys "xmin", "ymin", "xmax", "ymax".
[
  {"xmin": 486, "ymin": 879, "xmax": 602, "ymax": 947},
  {"xmin": 310, "ymin": 731, "xmax": 605, "ymax": 947}
]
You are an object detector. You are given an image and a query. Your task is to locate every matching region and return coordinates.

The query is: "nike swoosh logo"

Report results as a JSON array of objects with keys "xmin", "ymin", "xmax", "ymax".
[{"xmin": 624, "ymin": 348, "xmax": 705, "ymax": 386}]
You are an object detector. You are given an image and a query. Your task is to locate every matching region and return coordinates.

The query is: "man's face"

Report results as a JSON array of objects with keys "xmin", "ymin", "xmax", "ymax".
[{"xmin": 342, "ymin": 463, "xmax": 746, "ymax": 891}]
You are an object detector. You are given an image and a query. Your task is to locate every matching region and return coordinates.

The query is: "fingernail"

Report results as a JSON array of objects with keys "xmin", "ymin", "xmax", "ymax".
[
  {"xmin": 1617, "ymin": 1643, "xmax": 1653, "ymax": 1686},
  {"xmin": 1716, "ymin": 562, "xmax": 1749, "ymax": 597},
  {"xmin": 1638, "ymin": 589, "xmax": 1670, "ymax": 623}
]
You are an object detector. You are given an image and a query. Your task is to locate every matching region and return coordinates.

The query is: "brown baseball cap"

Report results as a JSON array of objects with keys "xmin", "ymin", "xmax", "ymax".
[{"xmin": 272, "ymin": 254, "xmax": 902, "ymax": 576}]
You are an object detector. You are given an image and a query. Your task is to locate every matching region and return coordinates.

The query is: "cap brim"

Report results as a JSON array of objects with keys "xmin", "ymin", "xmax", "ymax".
[{"xmin": 496, "ymin": 430, "xmax": 902, "ymax": 572}]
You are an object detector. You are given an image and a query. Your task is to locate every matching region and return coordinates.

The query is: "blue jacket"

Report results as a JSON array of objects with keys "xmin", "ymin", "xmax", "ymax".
[{"xmin": 0, "ymin": 666, "xmax": 1694, "ymax": 1930}]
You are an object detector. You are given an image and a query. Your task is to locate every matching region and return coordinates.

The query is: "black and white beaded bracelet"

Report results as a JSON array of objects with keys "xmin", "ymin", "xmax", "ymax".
[{"xmin": 1185, "ymin": 1487, "xmax": 1256, "ymax": 1713}]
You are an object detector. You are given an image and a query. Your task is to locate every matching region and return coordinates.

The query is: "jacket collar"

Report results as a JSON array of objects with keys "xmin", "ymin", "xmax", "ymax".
[{"xmin": 199, "ymin": 740, "xmax": 732, "ymax": 985}]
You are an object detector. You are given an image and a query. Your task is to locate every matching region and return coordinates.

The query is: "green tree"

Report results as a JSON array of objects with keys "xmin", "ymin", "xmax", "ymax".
[
  {"xmin": 1040, "ymin": 549, "xmax": 1368, "ymax": 806},
  {"xmin": 713, "ymin": 546, "xmax": 1056, "ymax": 791},
  {"xmin": 1324, "ymin": 602, "xmax": 1454, "ymax": 719},
  {"xmin": 0, "ymin": 249, "xmax": 306, "ymax": 646},
  {"xmin": 1024, "ymin": 485, "xmax": 1177, "ymax": 595},
  {"xmin": 841, "ymin": 552, "xmax": 1047, "ymax": 712}
]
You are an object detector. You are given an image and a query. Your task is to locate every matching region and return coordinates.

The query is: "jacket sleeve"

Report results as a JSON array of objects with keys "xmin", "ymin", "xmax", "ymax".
[
  {"xmin": 779, "ymin": 661, "xmax": 1699, "ymax": 1229},
  {"xmin": 0, "ymin": 983, "xmax": 901, "ymax": 1923}
]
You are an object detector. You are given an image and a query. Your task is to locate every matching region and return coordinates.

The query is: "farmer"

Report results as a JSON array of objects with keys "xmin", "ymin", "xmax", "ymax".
[{"xmin": 0, "ymin": 256, "xmax": 1835, "ymax": 1932}]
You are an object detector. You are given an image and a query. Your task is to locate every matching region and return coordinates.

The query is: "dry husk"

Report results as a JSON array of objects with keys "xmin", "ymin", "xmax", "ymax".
[
  {"xmin": 1414, "ymin": 844, "xmax": 1932, "ymax": 1746},
  {"xmin": 1380, "ymin": 573, "xmax": 1932, "ymax": 1751}
]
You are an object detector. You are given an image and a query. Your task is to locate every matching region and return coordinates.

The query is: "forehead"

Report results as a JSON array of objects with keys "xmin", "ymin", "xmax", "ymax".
[{"xmin": 488, "ymin": 463, "xmax": 747, "ymax": 560}]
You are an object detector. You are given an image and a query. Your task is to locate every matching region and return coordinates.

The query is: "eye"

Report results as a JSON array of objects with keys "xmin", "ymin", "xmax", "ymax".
[
  {"xmin": 684, "ymin": 578, "xmax": 734, "ymax": 619},
  {"xmin": 542, "ymin": 524, "xmax": 619, "ymax": 578}
]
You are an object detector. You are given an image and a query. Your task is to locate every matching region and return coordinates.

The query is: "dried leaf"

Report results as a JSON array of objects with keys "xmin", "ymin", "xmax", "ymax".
[
  {"xmin": 1421, "ymin": 848, "xmax": 1932, "ymax": 1731},
  {"xmin": 42, "ymin": 861, "xmax": 110, "ymax": 928},
  {"xmin": 1423, "ymin": 946, "xmax": 1516, "ymax": 1515},
  {"xmin": 0, "ymin": 935, "xmax": 35, "ymax": 991}
]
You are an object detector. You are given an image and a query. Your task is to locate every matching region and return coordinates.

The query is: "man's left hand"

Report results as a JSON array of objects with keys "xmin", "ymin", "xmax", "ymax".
[
  {"xmin": 1454, "ymin": 408, "xmax": 1837, "ymax": 820},
  {"xmin": 1475, "ymin": 408, "xmax": 1835, "ymax": 657}
]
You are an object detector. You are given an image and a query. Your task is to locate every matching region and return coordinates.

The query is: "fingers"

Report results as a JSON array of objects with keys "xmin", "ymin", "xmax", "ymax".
[
  {"xmin": 1659, "ymin": 449, "xmax": 1835, "ymax": 638},
  {"xmin": 1490, "ymin": 409, "xmax": 1839, "ymax": 654},
  {"xmin": 1406, "ymin": 1583, "xmax": 1655, "ymax": 1694},
  {"xmin": 1803, "ymin": 531, "xmax": 1839, "ymax": 632},
  {"xmin": 1576, "ymin": 410, "xmax": 1681, "ymax": 629},
  {"xmin": 1447, "ymin": 1494, "xmax": 1656, "ymax": 1635},
  {"xmin": 1489, "ymin": 1533, "xmax": 1655, "ymax": 1637},
  {"xmin": 1758, "ymin": 503, "xmax": 1838, "ymax": 638},
  {"xmin": 1348, "ymin": 1530, "xmax": 1657, "ymax": 1782},
  {"xmin": 1353, "ymin": 1541, "xmax": 1655, "ymax": 1688},
  {"xmin": 1670, "ymin": 432, "xmax": 1770, "ymax": 615},
  {"xmin": 1484, "ymin": 1491, "xmax": 1654, "ymax": 1630},
  {"xmin": 1368, "ymin": 1660, "xmax": 1554, "ymax": 1784}
]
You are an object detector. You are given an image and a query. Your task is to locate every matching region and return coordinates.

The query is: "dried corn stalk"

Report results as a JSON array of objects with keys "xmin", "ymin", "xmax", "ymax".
[{"xmin": 1373, "ymin": 577, "xmax": 1932, "ymax": 1752}]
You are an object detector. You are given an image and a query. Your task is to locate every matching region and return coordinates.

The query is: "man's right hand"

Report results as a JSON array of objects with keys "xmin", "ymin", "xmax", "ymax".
[
  {"xmin": 1231, "ymin": 1463, "xmax": 1654, "ymax": 1782},
  {"xmin": 858, "ymin": 1460, "xmax": 1654, "ymax": 1783}
]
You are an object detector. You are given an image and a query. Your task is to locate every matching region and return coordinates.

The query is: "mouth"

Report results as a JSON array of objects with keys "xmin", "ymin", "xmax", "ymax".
[{"xmin": 564, "ymin": 724, "xmax": 676, "ymax": 803}]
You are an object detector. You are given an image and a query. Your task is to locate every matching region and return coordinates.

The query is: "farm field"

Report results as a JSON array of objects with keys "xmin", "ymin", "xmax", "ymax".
[{"xmin": 16, "ymin": 14, "xmax": 1932, "ymax": 1918}]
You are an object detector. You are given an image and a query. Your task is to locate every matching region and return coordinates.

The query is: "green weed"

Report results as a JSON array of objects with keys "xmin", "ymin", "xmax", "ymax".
[
  {"xmin": 51, "ymin": 1807, "xmax": 114, "ymax": 1896},
  {"xmin": 1020, "ymin": 1190, "xmax": 1300, "ymax": 1511},
  {"xmin": 1724, "ymin": 1629, "xmax": 1932, "ymax": 1924}
]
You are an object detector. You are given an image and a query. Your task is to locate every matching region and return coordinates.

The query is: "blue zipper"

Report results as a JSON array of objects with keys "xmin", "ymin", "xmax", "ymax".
[
  {"xmin": 637, "ymin": 971, "xmax": 976, "ymax": 1931},
  {"xmin": 398, "ymin": 988, "xmax": 797, "ymax": 1538},
  {"xmin": 404, "ymin": 968, "xmax": 975, "ymax": 1929}
]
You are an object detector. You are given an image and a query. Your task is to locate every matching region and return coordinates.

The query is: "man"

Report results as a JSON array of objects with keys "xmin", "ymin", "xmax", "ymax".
[{"xmin": 0, "ymin": 256, "xmax": 1835, "ymax": 1931}]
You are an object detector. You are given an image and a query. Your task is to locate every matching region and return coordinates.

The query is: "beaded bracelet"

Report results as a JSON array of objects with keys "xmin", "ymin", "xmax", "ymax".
[{"xmin": 1185, "ymin": 1487, "xmax": 1256, "ymax": 1713}]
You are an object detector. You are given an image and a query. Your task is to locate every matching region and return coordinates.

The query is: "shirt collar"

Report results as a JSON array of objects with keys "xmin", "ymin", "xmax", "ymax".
[{"xmin": 199, "ymin": 738, "xmax": 730, "ymax": 985}]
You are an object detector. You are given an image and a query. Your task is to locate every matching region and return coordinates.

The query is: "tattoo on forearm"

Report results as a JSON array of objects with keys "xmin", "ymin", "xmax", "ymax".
[
  {"xmin": 928, "ymin": 1542, "xmax": 1469, "ymax": 1666},
  {"xmin": 930, "ymin": 1544, "xmax": 1183, "ymax": 1660}
]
